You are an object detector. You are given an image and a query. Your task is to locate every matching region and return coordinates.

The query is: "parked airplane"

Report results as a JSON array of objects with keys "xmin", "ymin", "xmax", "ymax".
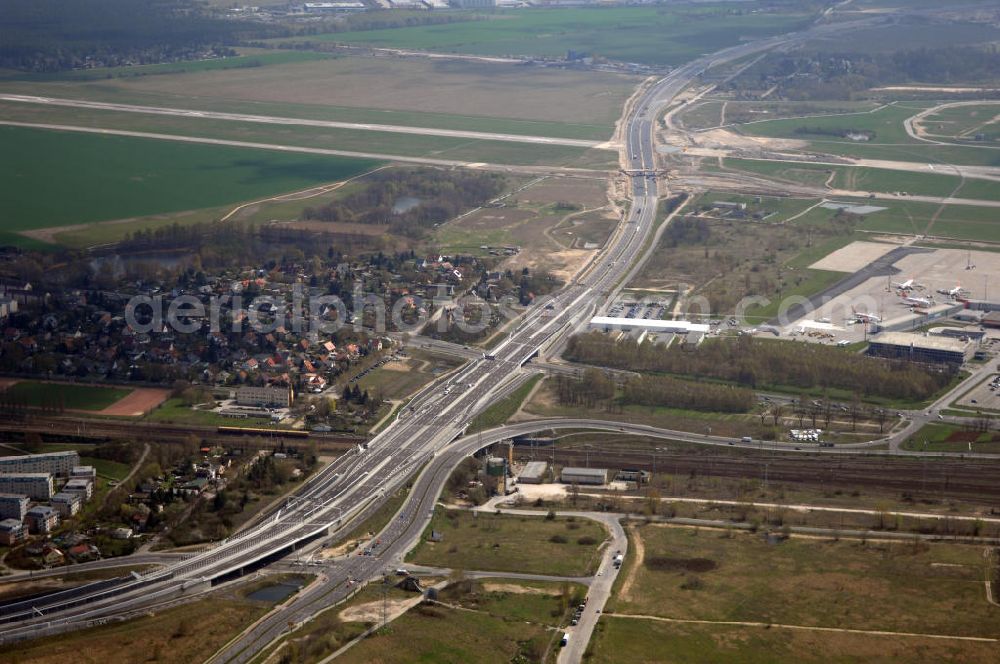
[
  {"xmin": 892, "ymin": 278, "xmax": 914, "ymax": 290},
  {"xmin": 850, "ymin": 307, "xmax": 881, "ymax": 323},
  {"xmin": 902, "ymin": 296, "xmax": 932, "ymax": 308},
  {"xmin": 936, "ymin": 284, "xmax": 965, "ymax": 298}
]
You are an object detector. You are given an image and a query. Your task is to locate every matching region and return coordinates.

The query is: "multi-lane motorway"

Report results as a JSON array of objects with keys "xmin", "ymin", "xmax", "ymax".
[{"xmin": 0, "ymin": 9, "xmax": 903, "ymax": 658}]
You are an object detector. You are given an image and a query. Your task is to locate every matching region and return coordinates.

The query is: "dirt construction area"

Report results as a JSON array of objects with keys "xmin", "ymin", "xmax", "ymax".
[
  {"xmin": 98, "ymin": 388, "xmax": 170, "ymax": 416},
  {"xmin": 437, "ymin": 176, "xmax": 618, "ymax": 282}
]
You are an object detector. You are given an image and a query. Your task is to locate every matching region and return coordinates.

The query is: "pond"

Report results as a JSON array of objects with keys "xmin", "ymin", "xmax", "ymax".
[
  {"xmin": 392, "ymin": 196, "xmax": 422, "ymax": 214},
  {"xmin": 90, "ymin": 251, "xmax": 193, "ymax": 277},
  {"xmin": 246, "ymin": 578, "xmax": 305, "ymax": 603}
]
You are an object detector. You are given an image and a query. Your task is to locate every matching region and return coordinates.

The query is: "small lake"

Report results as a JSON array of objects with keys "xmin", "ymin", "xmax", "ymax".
[
  {"xmin": 246, "ymin": 579, "xmax": 305, "ymax": 603},
  {"xmin": 392, "ymin": 196, "xmax": 423, "ymax": 214},
  {"xmin": 90, "ymin": 251, "xmax": 192, "ymax": 277}
]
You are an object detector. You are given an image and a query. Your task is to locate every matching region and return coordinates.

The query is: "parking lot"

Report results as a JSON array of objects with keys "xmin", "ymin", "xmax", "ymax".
[
  {"xmin": 955, "ymin": 373, "xmax": 1000, "ymax": 411},
  {"xmin": 606, "ymin": 298, "xmax": 669, "ymax": 320}
]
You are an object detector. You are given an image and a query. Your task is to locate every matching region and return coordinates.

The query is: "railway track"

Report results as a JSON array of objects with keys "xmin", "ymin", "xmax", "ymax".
[
  {"xmin": 0, "ymin": 418, "xmax": 362, "ymax": 453},
  {"xmin": 551, "ymin": 449, "xmax": 1000, "ymax": 504}
]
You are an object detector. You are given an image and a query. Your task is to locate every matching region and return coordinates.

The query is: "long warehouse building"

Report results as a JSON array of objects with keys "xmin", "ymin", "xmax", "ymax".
[{"xmin": 588, "ymin": 316, "xmax": 710, "ymax": 334}]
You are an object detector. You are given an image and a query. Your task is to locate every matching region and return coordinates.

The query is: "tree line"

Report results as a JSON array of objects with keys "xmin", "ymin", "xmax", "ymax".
[
  {"xmin": 0, "ymin": 0, "xmax": 287, "ymax": 72},
  {"xmin": 553, "ymin": 368, "xmax": 753, "ymax": 414},
  {"xmin": 727, "ymin": 44, "xmax": 1000, "ymax": 100},
  {"xmin": 565, "ymin": 333, "xmax": 953, "ymax": 402}
]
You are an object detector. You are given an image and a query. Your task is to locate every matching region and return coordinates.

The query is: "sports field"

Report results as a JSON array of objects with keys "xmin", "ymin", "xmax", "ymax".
[
  {"xmin": 0, "ymin": 125, "xmax": 381, "ymax": 245},
  {"xmin": 307, "ymin": 6, "xmax": 814, "ymax": 66},
  {"xmin": 1, "ymin": 381, "xmax": 131, "ymax": 411}
]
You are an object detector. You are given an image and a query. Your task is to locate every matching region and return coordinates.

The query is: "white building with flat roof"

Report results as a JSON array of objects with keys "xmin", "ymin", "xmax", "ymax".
[
  {"xmin": 0, "ymin": 519, "xmax": 24, "ymax": 546},
  {"xmin": 71, "ymin": 466, "xmax": 97, "ymax": 480},
  {"xmin": 518, "ymin": 461, "xmax": 548, "ymax": 484},
  {"xmin": 0, "ymin": 473, "xmax": 53, "ymax": 500},
  {"xmin": 0, "ymin": 493, "xmax": 29, "ymax": 521},
  {"xmin": 63, "ymin": 478, "xmax": 93, "ymax": 500},
  {"xmin": 589, "ymin": 316, "xmax": 710, "ymax": 335},
  {"xmin": 25, "ymin": 505, "xmax": 58, "ymax": 534},
  {"xmin": 51, "ymin": 491, "xmax": 82, "ymax": 517},
  {"xmin": 560, "ymin": 467, "xmax": 609, "ymax": 485},
  {"xmin": 0, "ymin": 451, "xmax": 80, "ymax": 477},
  {"xmin": 868, "ymin": 331, "xmax": 973, "ymax": 365},
  {"xmin": 235, "ymin": 385, "xmax": 293, "ymax": 408}
]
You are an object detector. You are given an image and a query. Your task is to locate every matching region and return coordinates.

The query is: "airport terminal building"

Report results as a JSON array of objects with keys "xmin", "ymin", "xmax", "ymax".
[{"xmin": 867, "ymin": 331, "xmax": 974, "ymax": 366}]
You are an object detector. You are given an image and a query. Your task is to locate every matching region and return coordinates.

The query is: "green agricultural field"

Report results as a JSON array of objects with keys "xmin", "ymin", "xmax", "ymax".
[
  {"xmin": 690, "ymin": 191, "xmax": 820, "ymax": 224},
  {"xmin": 0, "ymin": 125, "xmax": 381, "ymax": 244},
  {"xmin": 589, "ymin": 615, "xmax": 999, "ymax": 664},
  {"xmin": 717, "ymin": 158, "xmax": 834, "ymax": 188},
  {"xmin": 831, "ymin": 166, "xmax": 965, "ymax": 199},
  {"xmin": 308, "ymin": 6, "xmax": 814, "ymax": 67},
  {"xmin": 80, "ymin": 457, "xmax": 132, "ymax": 481},
  {"xmin": 736, "ymin": 102, "xmax": 1000, "ymax": 167},
  {"xmin": 717, "ymin": 157, "xmax": 1000, "ymax": 205},
  {"xmin": 146, "ymin": 398, "xmax": 296, "ymax": 428},
  {"xmin": 920, "ymin": 103, "xmax": 1000, "ymax": 142},
  {"xmin": 0, "ymin": 55, "xmax": 634, "ymax": 136},
  {"xmin": 0, "ymin": 101, "xmax": 606, "ymax": 169},
  {"xmin": 336, "ymin": 601, "xmax": 553, "ymax": 664},
  {"xmin": 2, "ymin": 381, "xmax": 130, "ymax": 411},
  {"xmin": 804, "ymin": 17, "xmax": 1000, "ymax": 53},
  {"xmin": 844, "ymin": 200, "xmax": 1000, "ymax": 242},
  {"xmin": 740, "ymin": 103, "xmax": 923, "ymax": 144},
  {"xmin": 408, "ymin": 509, "xmax": 606, "ymax": 577},
  {"xmin": 902, "ymin": 423, "xmax": 1000, "ymax": 454},
  {"xmin": 609, "ymin": 524, "xmax": 1000, "ymax": 637},
  {"xmin": 2, "ymin": 598, "xmax": 268, "ymax": 664}
]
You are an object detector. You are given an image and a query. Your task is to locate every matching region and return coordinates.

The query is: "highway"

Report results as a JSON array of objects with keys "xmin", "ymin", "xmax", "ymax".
[{"xmin": 0, "ymin": 8, "xmax": 904, "ymax": 657}]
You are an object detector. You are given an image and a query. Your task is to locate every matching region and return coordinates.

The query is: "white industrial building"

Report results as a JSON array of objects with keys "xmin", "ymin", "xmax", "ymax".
[
  {"xmin": 588, "ymin": 316, "xmax": 710, "ymax": 335},
  {"xmin": 0, "ymin": 473, "xmax": 53, "ymax": 500},
  {"xmin": 518, "ymin": 461, "xmax": 548, "ymax": 484},
  {"xmin": 560, "ymin": 467, "xmax": 609, "ymax": 485},
  {"xmin": 303, "ymin": 2, "xmax": 366, "ymax": 11},
  {"xmin": 0, "ymin": 451, "xmax": 80, "ymax": 477}
]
